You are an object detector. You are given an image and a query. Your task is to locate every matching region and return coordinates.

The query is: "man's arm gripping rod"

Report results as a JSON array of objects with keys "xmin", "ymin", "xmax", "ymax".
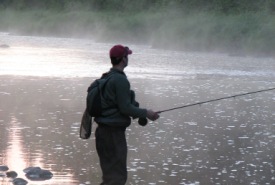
[{"xmin": 157, "ymin": 87, "xmax": 275, "ymax": 114}]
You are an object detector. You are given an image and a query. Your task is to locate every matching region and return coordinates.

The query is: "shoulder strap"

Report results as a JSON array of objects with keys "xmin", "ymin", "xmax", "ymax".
[
  {"xmin": 101, "ymin": 72, "xmax": 114, "ymax": 89},
  {"xmin": 100, "ymin": 72, "xmax": 115, "ymax": 101}
]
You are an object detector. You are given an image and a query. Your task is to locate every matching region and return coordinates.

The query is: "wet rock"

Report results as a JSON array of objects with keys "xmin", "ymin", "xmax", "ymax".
[
  {"xmin": 23, "ymin": 167, "xmax": 41, "ymax": 174},
  {"xmin": 0, "ymin": 165, "xmax": 9, "ymax": 171},
  {"xmin": 6, "ymin": 171, "xmax": 18, "ymax": 178},
  {"xmin": 23, "ymin": 167, "xmax": 53, "ymax": 181},
  {"xmin": 0, "ymin": 44, "xmax": 10, "ymax": 48},
  {"xmin": 25, "ymin": 169, "xmax": 53, "ymax": 181},
  {"xmin": 12, "ymin": 178, "xmax": 28, "ymax": 185}
]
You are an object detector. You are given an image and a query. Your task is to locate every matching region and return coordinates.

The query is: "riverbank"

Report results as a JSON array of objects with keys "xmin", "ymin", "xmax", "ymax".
[{"xmin": 0, "ymin": 9, "xmax": 274, "ymax": 57}]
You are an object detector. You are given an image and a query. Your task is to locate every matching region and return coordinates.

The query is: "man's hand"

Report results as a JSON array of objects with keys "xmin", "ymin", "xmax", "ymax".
[{"xmin": 146, "ymin": 110, "xmax": 160, "ymax": 121}]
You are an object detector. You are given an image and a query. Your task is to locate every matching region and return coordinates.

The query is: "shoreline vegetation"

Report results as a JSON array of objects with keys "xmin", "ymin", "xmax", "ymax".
[{"xmin": 0, "ymin": 1, "xmax": 275, "ymax": 57}]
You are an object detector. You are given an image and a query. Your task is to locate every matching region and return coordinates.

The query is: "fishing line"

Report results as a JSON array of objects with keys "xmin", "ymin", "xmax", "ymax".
[{"xmin": 157, "ymin": 87, "xmax": 275, "ymax": 114}]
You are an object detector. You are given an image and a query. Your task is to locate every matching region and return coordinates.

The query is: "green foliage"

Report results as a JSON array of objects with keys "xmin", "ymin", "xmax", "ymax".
[
  {"xmin": 151, "ymin": 11, "xmax": 275, "ymax": 55},
  {"xmin": 0, "ymin": 1, "xmax": 275, "ymax": 56},
  {"xmin": 0, "ymin": 0, "xmax": 274, "ymax": 13}
]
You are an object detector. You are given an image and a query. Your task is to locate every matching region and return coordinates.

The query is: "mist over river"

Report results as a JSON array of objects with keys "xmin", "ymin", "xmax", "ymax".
[{"xmin": 0, "ymin": 33, "xmax": 275, "ymax": 185}]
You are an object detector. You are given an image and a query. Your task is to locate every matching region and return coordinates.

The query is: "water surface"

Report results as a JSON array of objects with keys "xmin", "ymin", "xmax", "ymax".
[{"xmin": 0, "ymin": 34, "xmax": 275, "ymax": 185}]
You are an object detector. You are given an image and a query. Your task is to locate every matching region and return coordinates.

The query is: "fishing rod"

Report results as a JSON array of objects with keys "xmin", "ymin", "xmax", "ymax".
[{"xmin": 157, "ymin": 87, "xmax": 275, "ymax": 114}]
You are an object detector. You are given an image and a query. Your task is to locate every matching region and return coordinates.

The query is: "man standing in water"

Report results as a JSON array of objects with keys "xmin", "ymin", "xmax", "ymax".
[{"xmin": 94, "ymin": 44, "xmax": 159, "ymax": 185}]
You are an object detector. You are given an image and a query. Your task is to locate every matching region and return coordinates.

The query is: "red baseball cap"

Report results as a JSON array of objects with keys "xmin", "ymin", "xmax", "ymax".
[{"xmin": 109, "ymin": 45, "xmax": 132, "ymax": 58}]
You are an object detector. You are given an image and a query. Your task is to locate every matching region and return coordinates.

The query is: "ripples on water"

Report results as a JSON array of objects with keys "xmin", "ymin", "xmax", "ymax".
[{"xmin": 0, "ymin": 34, "xmax": 275, "ymax": 185}]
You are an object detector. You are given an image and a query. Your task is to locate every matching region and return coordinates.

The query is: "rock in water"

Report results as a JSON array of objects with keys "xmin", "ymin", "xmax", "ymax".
[
  {"xmin": 0, "ymin": 44, "xmax": 10, "ymax": 48},
  {"xmin": 6, "ymin": 171, "xmax": 18, "ymax": 178},
  {"xmin": 23, "ymin": 167, "xmax": 53, "ymax": 181},
  {"xmin": 23, "ymin": 167, "xmax": 41, "ymax": 174},
  {"xmin": 12, "ymin": 178, "xmax": 28, "ymax": 185},
  {"xmin": 0, "ymin": 165, "xmax": 9, "ymax": 171},
  {"xmin": 25, "ymin": 169, "xmax": 53, "ymax": 181}
]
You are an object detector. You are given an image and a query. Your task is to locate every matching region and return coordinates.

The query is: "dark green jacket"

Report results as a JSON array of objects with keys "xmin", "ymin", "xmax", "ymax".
[{"xmin": 94, "ymin": 68, "xmax": 147, "ymax": 127}]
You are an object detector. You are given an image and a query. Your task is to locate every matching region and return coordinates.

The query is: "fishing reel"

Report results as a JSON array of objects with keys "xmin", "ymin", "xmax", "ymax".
[{"xmin": 138, "ymin": 118, "xmax": 148, "ymax": 126}]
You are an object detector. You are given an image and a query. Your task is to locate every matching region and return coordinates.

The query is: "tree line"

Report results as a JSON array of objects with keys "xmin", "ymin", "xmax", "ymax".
[{"xmin": 0, "ymin": 0, "xmax": 274, "ymax": 14}]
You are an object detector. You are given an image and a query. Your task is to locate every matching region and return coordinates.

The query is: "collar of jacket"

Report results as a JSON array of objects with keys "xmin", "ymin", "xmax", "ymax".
[
  {"xmin": 110, "ymin": 68, "xmax": 126, "ymax": 76},
  {"xmin": 101, "ymin": 68, "xmax": 126, "ymax": 79}
]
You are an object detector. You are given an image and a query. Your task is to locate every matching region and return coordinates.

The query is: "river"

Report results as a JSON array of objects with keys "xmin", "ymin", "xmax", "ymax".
[{"xmin": 0, "ymin": 33, "xmax": 275, "ymax": 185}]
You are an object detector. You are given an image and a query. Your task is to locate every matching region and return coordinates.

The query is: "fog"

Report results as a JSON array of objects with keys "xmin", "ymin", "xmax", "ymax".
[
  {"xmin": 0, "ymin": 2, "xmax": 275, "ymax": 185},
  {"xmin": 0, "ymin": 5, "xmax": 274, "ymax": 57}
]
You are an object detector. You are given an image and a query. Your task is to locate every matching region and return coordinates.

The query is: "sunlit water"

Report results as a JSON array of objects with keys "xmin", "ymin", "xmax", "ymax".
[{"xmin": 0, "ymin": 33, "xmax": 275, "ymax": 185}]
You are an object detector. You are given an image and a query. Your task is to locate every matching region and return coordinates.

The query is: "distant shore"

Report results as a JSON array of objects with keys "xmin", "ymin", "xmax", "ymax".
[{"xmin": 0, "ymin": 9, "xmax": 274, "ymax": 57}]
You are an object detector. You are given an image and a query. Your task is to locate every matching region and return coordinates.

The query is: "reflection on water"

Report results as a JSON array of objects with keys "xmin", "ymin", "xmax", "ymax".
[
  {"xmin": 6, "ymin": 116, "xmax": 27, "ymax": 179},
  {"xmin": 0, "ymin": 34, "xmax": 275, "ymax": 185},
  {"xmin": 0, "ymin": 116, "xmax": 78, "ymax": 184},
  {"xmin": 0, "ymin": 33, "xmax": 275, "ymax": 80},
  {"xmin": 0, "ymin": 46, "xmax": 106, "ymax": 77}
]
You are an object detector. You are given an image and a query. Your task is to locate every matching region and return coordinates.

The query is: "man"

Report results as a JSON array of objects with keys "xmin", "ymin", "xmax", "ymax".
[{"xmin": 94, "ymin": 44, "xmax": 159, "ymax": 185}]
